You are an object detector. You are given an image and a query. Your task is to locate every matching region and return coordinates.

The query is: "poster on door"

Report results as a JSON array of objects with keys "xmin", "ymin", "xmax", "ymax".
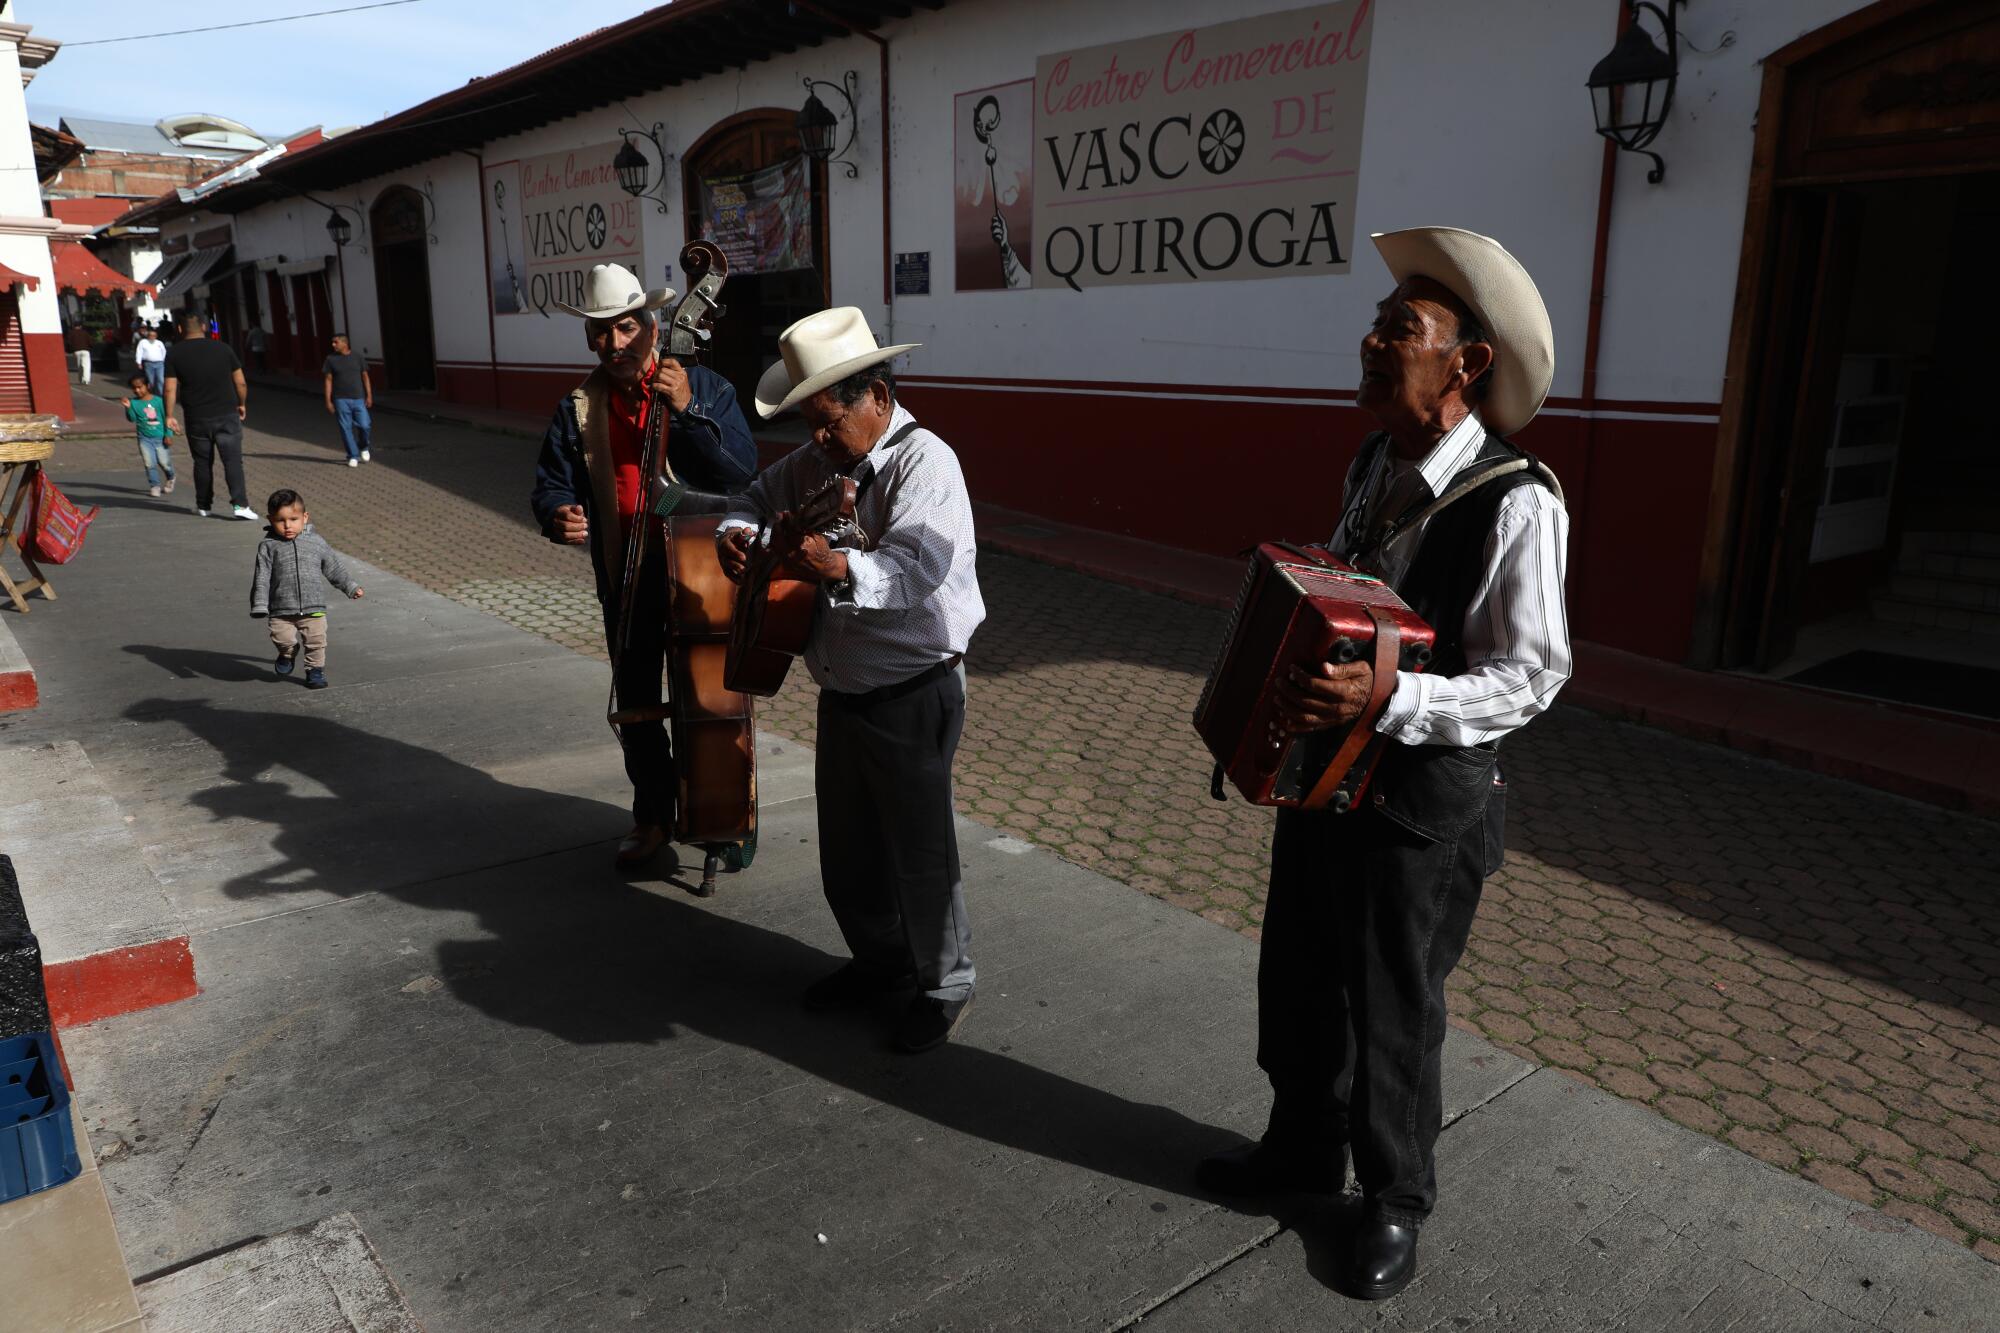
[
  {"xmin": 483, "ymin": 142, "xmax": 647, "ymax": 317},
  {"xmin": 954, "ymin": 79, "xmax": 1035, "ymax": 291},
  {"xmin": 1031, "ymin": 0, "xmax": 1374, "ymax": 292},
  {"xmin": 697, "ymin": 157, "xmax": 814, "ymax": 275}
]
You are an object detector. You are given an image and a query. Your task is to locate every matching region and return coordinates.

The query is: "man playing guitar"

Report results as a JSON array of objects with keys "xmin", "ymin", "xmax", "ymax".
[{"xmin": 716, "ymin": 308, "xmax": 985, "ymax": 1054}]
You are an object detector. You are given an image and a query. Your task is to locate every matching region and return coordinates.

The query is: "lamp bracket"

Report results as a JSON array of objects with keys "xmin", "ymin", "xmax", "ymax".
[
  {"xmin": 618, "ymin": 121, "xmax": 675, "ymax": 215},
  {"xmin": 301, "ymin": 192, "xmax": 369, "ymax": 255},
  {"xmin": 803, "ymin": 70, "xmax": 861, "ymax": 179}
]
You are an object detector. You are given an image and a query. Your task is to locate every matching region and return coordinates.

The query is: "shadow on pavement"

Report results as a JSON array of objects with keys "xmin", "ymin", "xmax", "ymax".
[
  {"xmin": 124, "ymin": 644, "xmax": 277, "ymax": 684},
  {"xmin": 1505, "ymin": 708, "xmax": 2000, "ymax": 1029},
  {"xmin": 118, "ymin": 684, "xmax": 1249, "ymax": 1209}
]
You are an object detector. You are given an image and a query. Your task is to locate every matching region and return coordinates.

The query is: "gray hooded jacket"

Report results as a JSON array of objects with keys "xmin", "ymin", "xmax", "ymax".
[{"xmin": 251, "ymin": 523, "xmax": 358, "ymax": 617}]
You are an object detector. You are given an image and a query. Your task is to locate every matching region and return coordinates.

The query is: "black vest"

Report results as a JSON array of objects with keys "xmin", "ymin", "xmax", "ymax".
[{"xmin": 1348, "ymin": 430, "xmax": 1556, "ymax": 844}]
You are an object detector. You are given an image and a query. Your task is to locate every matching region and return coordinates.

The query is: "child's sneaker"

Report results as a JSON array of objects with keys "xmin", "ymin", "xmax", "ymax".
[
  {"xmin": 275, "ymin": 651, "xmax": 295, "ymax": 677},
  {"xmin": 149, "ymin": 484, "xmax": 162, "ymax": 497},
  {"xmin": 347, "ymin": 458, "xmax": 358, "ymax": 467},
  {"xmin": 360, "ymin": 450, "xmax": 371, "ymax": 462},
  {"xmin": 231, "ymin": 505, "xmax": 257, "ymax": 520},
  {"xmin": 305, "ymin": 667, "xmax": 328, "ymax": 690},
  {"xmin": 163, "ymin": 476, "xmax": 175, "ymax": 493}
]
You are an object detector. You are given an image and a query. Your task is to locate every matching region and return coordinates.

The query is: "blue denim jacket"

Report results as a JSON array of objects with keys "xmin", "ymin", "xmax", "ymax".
[{"xmin": 529, "ymin": 362, "xmax": 757, "ymax": 598}]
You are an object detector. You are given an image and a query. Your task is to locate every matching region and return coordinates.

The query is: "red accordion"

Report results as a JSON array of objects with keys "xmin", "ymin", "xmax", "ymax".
[{"xmin": 1194, "ymin": 543, "xmax": 1436, "ymax": 811}]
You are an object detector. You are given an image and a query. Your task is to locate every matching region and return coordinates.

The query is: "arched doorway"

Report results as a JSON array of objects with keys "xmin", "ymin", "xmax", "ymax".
[
  {"xmin": 370, "ymin": 185, "xmax": 436, "ymax": 392},
  {"xmin": 682, "ymin": 110, "xmax": 830, "ymax": 411},
  {"xmin": 1702, "ymin": 0, "xmax": 2000, "ymax": 690}
]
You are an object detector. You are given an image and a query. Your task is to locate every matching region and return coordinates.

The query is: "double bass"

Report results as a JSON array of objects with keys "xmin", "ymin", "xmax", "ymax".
[{"xmin": 606, "ymin": 240, "xmax": 754, "ymax": 896}]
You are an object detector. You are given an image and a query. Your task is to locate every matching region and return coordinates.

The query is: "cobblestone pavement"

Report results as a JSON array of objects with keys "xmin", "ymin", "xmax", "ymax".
[{"xmin": 53, "ymin": 385, "xmax": 2000, "ymax": 1259}]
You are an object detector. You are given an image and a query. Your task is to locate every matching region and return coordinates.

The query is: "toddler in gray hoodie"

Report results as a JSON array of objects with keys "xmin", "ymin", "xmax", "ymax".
[{"xmin": 250, "ymin": 488, "xmax": 364, "ymax": 689}]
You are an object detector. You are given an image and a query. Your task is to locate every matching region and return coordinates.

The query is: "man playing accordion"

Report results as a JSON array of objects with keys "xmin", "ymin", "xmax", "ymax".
[{"xmin": 1199, "ymin": 228, "xmax": 1572, "ymax": 1301}]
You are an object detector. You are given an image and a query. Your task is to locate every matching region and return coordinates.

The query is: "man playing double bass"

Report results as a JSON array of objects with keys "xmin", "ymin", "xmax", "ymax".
[
  {"xmin": 717, "ymin": 308, "xmax": 986, "ymax": 1054},
  {"xmin": 530, "ymin": 262, "xmax": 758, "ymax": 869}
]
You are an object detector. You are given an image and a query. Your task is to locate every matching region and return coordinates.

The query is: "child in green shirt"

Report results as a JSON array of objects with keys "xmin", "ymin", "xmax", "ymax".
[{"xmin": 121, "ymin": 373, "xmax": 178, "ymax": 497}]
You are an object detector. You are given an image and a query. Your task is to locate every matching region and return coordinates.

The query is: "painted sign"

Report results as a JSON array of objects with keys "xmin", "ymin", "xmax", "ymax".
[
  {"xmin": 954, "ymin": 79, "xmax": 1035, "ymax": 291},
  {"xmin": 483, "ymin": 142, "xmax": 646, "ymax": 317},
  {"xmin": 698, "ymin": 157, "xmax": 814, "ymax": 275},
  {"xmin": 1031, "ymin": 1, "xmax": 1373, "ymax": 292}
]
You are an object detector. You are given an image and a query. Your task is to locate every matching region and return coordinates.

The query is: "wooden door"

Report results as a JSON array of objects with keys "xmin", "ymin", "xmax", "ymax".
[
  {"xmin": 266, "ymin": 272, "xmax": 293, "ymax": 374},
  {"xmin": 682, "ymin": 111, "xmax": 829, "ymax": 411},
  {"xmin": 370, "ymin": 187, "xmax": 437, "ymax": 392},
  {"xmin": 1721, "ymin": 188, "xmax": 1864, "ymax": 670}
]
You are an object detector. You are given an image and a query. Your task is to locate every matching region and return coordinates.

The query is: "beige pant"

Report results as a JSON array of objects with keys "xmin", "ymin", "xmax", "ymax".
[{"xmin": 269, "ymin": 614, "xmax": 328, "ymax": 668}]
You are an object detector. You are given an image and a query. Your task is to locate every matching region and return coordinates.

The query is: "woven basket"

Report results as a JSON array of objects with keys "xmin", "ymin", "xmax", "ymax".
[
  {"xmin": 0, "ymin": 415, "xmax": 60, "ymax": 453},
  {"xmin": 0, "ymin": 439, "xmax": 54, "ymax": 463}
]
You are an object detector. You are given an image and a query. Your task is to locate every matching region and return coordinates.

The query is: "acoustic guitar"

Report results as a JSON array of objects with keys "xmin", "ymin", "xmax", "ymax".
[{"xmin": 724, "ymin": 477, "xmax": 864, "ymax": 696}]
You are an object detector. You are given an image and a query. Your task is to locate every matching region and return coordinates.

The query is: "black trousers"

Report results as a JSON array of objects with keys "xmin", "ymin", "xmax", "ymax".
[
  {"xmin": 603, "ymin": 561, "xmax": 674, "ymax": 829},
  {"xmin": 815, "ymin": 665, "xmax": 975, "ymax": 1000},
  {"xmin": 184, "ymin": 415, "xmax": 246, "ymax": 511},
  {"xmin": 1257, "ymin": 769, "xmax": 1503, "ymax": 1229}
]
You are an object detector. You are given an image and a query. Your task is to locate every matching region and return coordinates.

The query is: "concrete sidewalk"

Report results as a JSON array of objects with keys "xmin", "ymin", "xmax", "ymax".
[{"xmin": 5, "ymin": 466, "xmax": 1993, "ymax": 1329}]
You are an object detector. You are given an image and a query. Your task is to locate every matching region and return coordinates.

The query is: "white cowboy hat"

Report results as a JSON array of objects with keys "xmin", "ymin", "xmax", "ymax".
[
  {"xmin": 1370, "ymin": 227, "xmax": 1554, "ymax": 437},
  {"xmin": 553, "ymin": 262, "xmax": 676, "ymax": 320},
  {"xmin": 754, "ymin": 307, "xmax": 920, "ymax": 419}
]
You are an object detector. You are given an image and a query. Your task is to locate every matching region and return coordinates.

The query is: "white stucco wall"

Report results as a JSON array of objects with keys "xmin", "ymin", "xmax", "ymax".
[
  {"xmin": 0, "ymin": 17, "xmax": 60, "ymax": 339},
  {"xmin": 883, "ymin": 0, "xmax": 1879, "ymax": 407},
  {"xmin": 208, "ymin": 0, "xmax": 1885, "ymax": 410}
]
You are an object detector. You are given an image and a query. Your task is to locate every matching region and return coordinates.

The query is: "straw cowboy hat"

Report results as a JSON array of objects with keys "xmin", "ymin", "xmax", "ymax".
[
  {"xmin": 1370, "ymin": 227, "xmax": 1554, "ymax": 437},
  {"xmin": 554, "ymin": 262, "xmax": 676, "ymax": 320},
  {"xmin": 755, "ymin": 307, "xmax": 920, "ymax": 419}
]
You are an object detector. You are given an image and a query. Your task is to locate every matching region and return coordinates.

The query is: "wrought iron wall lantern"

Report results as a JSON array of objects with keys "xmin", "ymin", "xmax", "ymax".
[
  {"xmin": 614, "ymin": 121, "xmax": 674, "ymax": 214},
  {"xmin": 303, "ymin": 195, "xmax": 367, "ymax": 255},
  {"xmin": 798, "ymin": 71, "xmax": 860, "ymax": 179},
  {"xmin": 323, "ymin": 205, "xmax": 363, "ymax": 250},
  {"xmin": 1587, "ymin": 0, "xmax": 1685, "ymax": 184}
]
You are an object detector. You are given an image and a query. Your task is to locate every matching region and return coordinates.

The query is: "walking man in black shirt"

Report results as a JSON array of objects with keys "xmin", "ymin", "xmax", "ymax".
[
  {"xmin": 323, "ymin": 334, "xmax": 374, "ymax": 467},
  {"xmin": 164, "ymin": 312, "xmax": 253, "ymax": 519}
]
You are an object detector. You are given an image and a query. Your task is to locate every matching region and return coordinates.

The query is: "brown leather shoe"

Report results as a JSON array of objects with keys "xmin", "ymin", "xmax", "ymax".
[{"xmin": 614, "ymin": 824, "xmax": 666, "ymax": 868}]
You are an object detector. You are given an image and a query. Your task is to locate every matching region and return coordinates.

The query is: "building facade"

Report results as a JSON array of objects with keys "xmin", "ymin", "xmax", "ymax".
[
  {"xmin": 0, "ymin": 2, "xmax": 67, "ymax": 417},
  {"xmin": 119, "ymin": 0, "xmax": 2000, "ymax": 676}
]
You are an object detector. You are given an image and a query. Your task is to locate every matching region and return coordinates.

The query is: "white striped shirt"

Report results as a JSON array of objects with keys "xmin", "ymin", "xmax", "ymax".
[
  {"xmin": 722, "ymin": 404, "xmax": 986, "ymax": 694},
  {"xmin": 1333, "ymin": 412, "xmax": 1572, "ymax": 748}
]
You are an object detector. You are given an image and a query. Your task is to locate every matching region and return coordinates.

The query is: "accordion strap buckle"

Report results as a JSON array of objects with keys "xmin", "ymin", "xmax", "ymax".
[{"xmin": 1302, "ymin": 606, "xmax": 1400, "ymax": 810}]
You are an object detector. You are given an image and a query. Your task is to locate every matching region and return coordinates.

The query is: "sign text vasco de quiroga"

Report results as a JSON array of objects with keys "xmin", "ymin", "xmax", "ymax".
[
  {"xmin": 1031, "ymin": 0, "xmax": 1373, "ymax": 292},
  {"xmin": 484, "ymin": 143, "xmax": 648, "ymax": 317}
]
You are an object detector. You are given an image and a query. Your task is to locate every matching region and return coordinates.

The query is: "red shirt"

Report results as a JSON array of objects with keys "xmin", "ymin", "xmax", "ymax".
[{"xmin": 605, "ymin": 362, "xmax": 654, "ymax": 538}]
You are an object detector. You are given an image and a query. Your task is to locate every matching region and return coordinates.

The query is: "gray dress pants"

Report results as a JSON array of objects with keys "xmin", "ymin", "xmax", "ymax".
[{"xmin": 815, "ymin": 663, "xmax": 974, "ymax": 1001}]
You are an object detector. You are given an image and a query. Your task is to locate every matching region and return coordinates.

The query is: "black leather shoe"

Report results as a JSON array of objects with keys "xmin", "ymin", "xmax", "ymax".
[
  {"xmin": 1196, "ymin": 1139, "xmax": 1344, "ymax": 1196},
  {"xmin": 801, "ymin": 963, "xmax": 917, "ymax": 1013},
  {"xmin": 1344, "ymin": 1219, "xmax": 1418, "ymax": 1300},
  {"xmin": 895, "ymin": 993, "xmax": 973, "ymax": 1052}
]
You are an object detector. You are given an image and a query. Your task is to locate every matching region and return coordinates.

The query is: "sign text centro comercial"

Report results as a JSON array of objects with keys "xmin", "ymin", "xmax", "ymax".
[
  {"xmin": 484, "ymin": 142, "xmax": 647, "ymax": 317},
  {"xmin": 1031, "ymin": 0, "xmax": 1373, "ymax": 292}
]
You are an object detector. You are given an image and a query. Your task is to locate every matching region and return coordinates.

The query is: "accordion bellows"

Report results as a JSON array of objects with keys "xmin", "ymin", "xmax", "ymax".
[{"xmin": 1194, "ymin": 543, "xmax": 1436, "ymax": 811}]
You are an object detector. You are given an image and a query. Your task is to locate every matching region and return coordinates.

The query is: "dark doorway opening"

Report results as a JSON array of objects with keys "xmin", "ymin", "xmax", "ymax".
[
  {"xmin": 682, "ymin": 110, "xmax": 829, "ymax": 413},
  {"xmin": 370, "ymin": 186, "xmax": 436, "ymax": 392},
  {"xmin": 1709, "ymin": 0, "xmax": 2000, "ymax": 700}
]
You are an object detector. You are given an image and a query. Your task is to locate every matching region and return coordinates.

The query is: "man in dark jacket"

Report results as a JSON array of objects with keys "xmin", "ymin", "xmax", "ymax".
[
  {"xmin": 529, "ymin": 263, "xmax": 757, "ymax": 868},
  {"xmin": 1198, "ymin": 229, "xmax": 1570, "ymax": 1301}
]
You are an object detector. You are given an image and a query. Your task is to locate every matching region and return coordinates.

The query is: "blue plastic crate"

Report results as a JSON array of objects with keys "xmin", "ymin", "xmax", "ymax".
[{"xmin": 0, "ymin": 1031, "xmax": 81, "ymax": 1204}]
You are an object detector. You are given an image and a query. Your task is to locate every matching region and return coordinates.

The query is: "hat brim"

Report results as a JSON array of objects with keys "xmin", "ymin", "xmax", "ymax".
[
  {"xmin": 552, "ymin": 287, "xmax": 677, "ymax": 320},
  {"xmin": 1371, "ymin": 228, "xmax": 1553, "ymax": 437},
  {"xmin": 755, "ymin": 343, "xmax": 922, "ymax": 420}
]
